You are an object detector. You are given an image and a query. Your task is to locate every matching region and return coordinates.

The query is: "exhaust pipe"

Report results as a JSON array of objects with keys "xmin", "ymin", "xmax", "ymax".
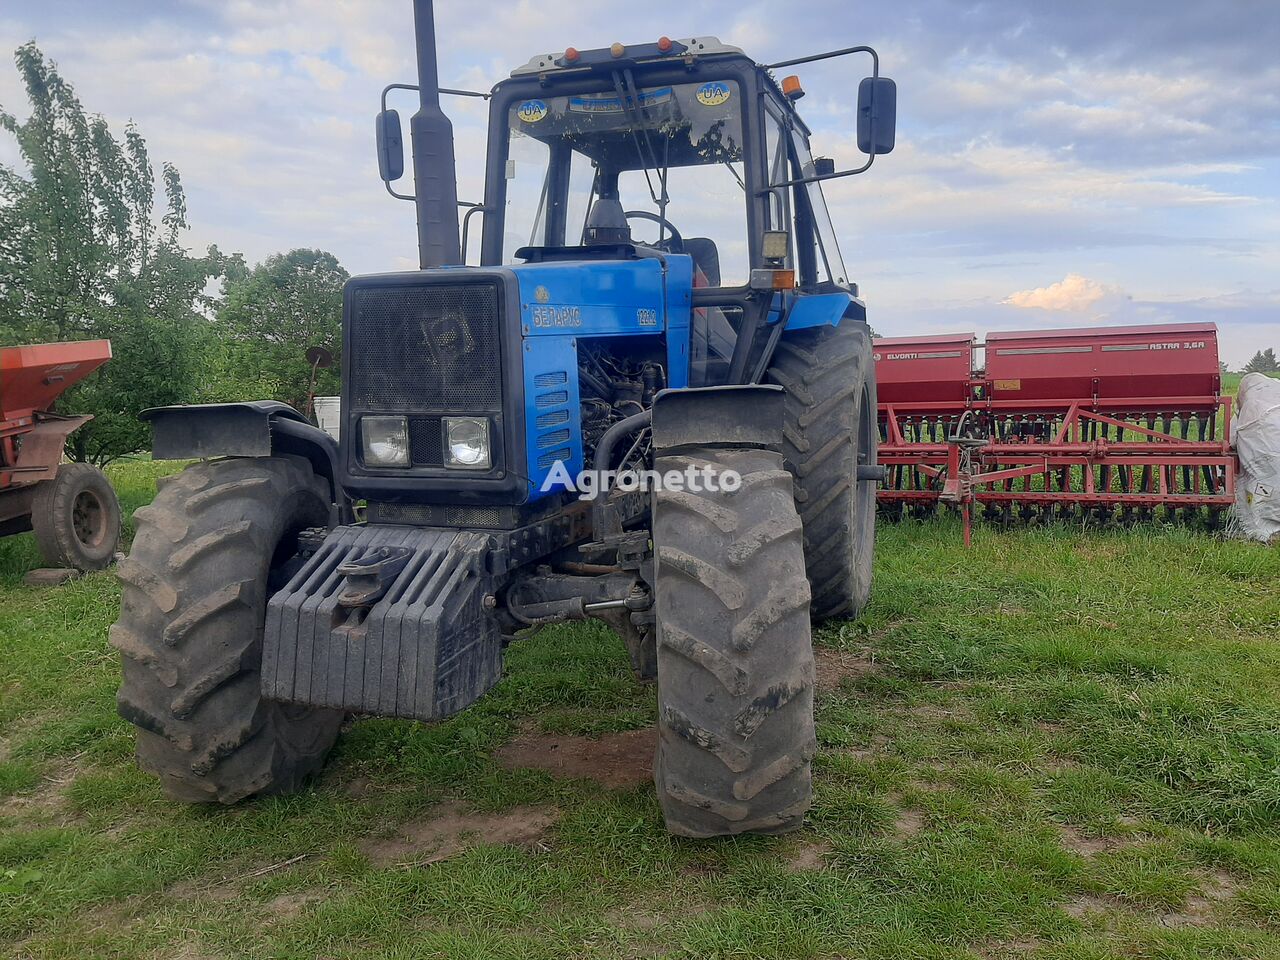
[{"xmin": 410, "ymin": 0, "xmax": 461, "ymax": 267}]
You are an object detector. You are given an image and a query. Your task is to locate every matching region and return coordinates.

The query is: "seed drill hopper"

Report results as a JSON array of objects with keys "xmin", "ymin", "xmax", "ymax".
[{"xmin": 875, "ymin": 322, "xmax": 1234, "ymax": 539}]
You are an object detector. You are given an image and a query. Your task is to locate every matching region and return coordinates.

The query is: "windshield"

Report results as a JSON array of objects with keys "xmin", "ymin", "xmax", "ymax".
[{"xmin": 502, "ymin": 78, "xmax": 750, "ymax": 284}]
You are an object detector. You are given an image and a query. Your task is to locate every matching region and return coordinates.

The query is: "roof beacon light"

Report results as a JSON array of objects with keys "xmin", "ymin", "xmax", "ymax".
[
  {"xmin": 610, "ymin": 42, "xmax": 626, "ymax": 58},
  {"xmin": 563, "ymin": 46, "xmax": 580, "ymax": 63},
  {"xmin": 657, "ymin": 36, "xmax": 674, "ymax": 53},
  {"xmin": 782, "ymin": 75, "xmax": 805, "ymax": 100}
]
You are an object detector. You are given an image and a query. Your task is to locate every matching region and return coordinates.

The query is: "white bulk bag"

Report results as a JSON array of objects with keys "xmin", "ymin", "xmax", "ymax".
[{"xmin": 1232, "ymin": 373, "xmax": 1280, "ymax": 541}]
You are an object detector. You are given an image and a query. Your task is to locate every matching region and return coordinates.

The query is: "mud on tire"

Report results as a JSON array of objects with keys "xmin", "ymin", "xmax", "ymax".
[
  {"xmin": 112, "ymin": 456, "xmax": 343, "ymax": 803},
  {"xmin": 653, "ymin": 446, "xmax": 816, "ymax": 837},
  {"xmin": 767, "ymin": 320, "xmax": 877, "ymax": 621}
]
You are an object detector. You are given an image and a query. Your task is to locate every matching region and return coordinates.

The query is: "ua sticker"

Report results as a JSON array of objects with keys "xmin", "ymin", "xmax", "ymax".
[
  {"xmin": 696, "ymin": 81, "xmax": 731, "ymax": 106},
  {"xmin": 517, "ymin": 99, "xmax": 548, "ymax": 123}
]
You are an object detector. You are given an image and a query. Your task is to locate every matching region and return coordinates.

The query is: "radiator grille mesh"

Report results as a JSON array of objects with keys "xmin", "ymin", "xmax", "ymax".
[{"xmin": 349, "ymin": 283, "xmax": 502, "ymax": 411}]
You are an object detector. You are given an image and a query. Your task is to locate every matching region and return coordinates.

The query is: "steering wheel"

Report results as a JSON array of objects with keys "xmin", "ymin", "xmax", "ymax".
[{"xmin": 623, "ymin": 210, "xmax": 684, "ymax": 253}]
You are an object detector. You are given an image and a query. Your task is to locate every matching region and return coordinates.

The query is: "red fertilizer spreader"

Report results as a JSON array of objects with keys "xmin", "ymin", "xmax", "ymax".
[
  {"xmin": 1, "ymin": 340, "xmax": 121, "ymax": 571},
  {"xmin": 874, "ymin": 322, "xmax": 1234, "ymax": 542}
]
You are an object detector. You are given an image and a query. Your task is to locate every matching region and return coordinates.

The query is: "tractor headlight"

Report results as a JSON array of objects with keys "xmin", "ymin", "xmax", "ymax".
[
  {"xmin": 443, "ymin": 416, "xmax": 491, "ymax": 469},
  {"xmin": 361, "ymin": 416, "xmax": 410, "ymax": 467}
]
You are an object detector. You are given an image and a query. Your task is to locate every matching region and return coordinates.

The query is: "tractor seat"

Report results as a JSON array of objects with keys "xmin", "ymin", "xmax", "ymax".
[{"xmin": 683, "ymin": 237, "xmax": 721, "ymax": 288}]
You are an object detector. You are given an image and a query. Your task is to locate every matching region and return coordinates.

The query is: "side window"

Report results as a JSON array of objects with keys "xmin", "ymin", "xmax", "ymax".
[
  {"xmin": 763, "ymin": 102, "xmax": 795, "ymax": 267},
  {"xmin": 503, "ymin": 129, "xmax": 552, "ymax": 262},
  {"xmin": 564, "ymin": 151, "xmax": 596, "ymax": 246},
  {"xmin": 789, "ymin": 130, "xmax": 849, "ymax": 287}
]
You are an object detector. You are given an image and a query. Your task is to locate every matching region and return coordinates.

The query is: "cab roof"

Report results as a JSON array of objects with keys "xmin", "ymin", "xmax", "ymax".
[{"xmin": 511, "ymin": 37, "xmax": 746, "ymax": 77}]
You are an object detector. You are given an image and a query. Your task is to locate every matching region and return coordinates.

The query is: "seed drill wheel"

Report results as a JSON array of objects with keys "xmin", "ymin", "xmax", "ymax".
[
  {"xmin": 30, "ymin": 462, "xmax": 122, "ymax": 572},
  {"xmin": 652, "ymin": 445, "xmax": 816, "ymax": 837},
  {"xmin": 112, "ymin": 456, "xmax": 343, "ymax": 803},
  {"xmin": 768, "ymin": 319, "xmax": 877, "ymax": 621}
]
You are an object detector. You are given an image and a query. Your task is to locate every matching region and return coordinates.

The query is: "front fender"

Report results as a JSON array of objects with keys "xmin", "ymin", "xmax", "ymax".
[
  {"xmin": 142, "ymin": 402, "xmax": 349, "ymax": 521},
  {"xmin": 650, "ymin": 384, "xmax": 786, "ymax": 454}
]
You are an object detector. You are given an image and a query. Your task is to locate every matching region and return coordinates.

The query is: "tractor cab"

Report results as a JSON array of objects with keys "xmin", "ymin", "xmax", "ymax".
[
  {"xmin": 483, "ymin": 39, "xmax": 853, "ymax": 296},
  {"xmin": 376, "ymin": 37, "xmax": 895, "ymax": 388}
]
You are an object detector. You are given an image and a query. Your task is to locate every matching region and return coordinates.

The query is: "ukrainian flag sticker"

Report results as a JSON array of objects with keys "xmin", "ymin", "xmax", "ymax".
[
  {"xmin": 518, "ymin": 99, "xmax": 549, "ymax": 123},
  {"xmin": 696, "ymin": 81, "xmax": 732, "ymax": 106}
]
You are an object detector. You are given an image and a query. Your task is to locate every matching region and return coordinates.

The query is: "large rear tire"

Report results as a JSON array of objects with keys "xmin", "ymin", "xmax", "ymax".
[
  {"xmin": 112, "ymin": 456, "xmax": 343, "ymax": 803},
  {"xmin": 652, "ymin": 446, "xmax": 816, "ymax": 837},
  {"xmin": 767, "ymin": 320, "xmax": 877, "ymax": 621},
  {"xmin": 30, "ymin": 462, "xmax": 121, "ymax": 572}
]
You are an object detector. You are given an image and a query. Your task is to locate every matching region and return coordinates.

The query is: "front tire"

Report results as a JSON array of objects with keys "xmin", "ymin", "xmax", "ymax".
[
  {"xmin": 112, "ymin": 456, "xmax": 343, "ymax": 803},
  {"xmin": 768, "ymin": 320, "xmax": 877, "ymax": 621},
  {"xmin": 652, "ymin": 446, "xmax": 816, "ymax": 837}
]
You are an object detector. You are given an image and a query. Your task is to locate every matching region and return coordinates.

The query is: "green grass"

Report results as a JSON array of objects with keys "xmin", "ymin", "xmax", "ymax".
[{"xmin": 2, "ymin": 461, "xmax": 1280, "ymax": 958}]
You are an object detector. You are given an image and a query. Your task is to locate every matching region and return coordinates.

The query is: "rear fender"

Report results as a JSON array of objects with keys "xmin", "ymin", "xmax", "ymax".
[
  {"xmin": 142, "ymin": 402, "xmax": 349, "ymax": 522},
  {"xmin": 781, "ymin": 290, "xmax": 865, "ymax": 331}
]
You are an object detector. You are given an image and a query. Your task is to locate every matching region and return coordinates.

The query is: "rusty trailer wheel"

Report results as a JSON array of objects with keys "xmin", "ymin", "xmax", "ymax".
[{"xmin": 30, "ymin": 462, "xmax": 121, "ymax": 572}]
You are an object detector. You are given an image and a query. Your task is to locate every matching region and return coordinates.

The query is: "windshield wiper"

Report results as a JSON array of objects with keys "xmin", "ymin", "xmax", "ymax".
[{"xmin": 610, "ymin": 68, "xmax": 670, "ymax": 240}]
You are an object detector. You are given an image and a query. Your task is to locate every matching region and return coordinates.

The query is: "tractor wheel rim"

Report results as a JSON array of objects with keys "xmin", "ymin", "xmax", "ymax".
[{"xmin": 72, "ymin": 490, "xmax": 106, "ymax": 548}]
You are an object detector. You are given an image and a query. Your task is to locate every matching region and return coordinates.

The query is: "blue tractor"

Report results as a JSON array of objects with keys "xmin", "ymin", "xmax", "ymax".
[{"xmin": 113, "ymin": 2, "xmax": 895, "ymax": 837}]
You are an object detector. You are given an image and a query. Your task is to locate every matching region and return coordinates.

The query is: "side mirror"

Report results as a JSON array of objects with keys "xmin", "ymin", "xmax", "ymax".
[
  {"xmin": 856, "ymin": 77, "xmax": 896, "ymax": 155},
  {"xmin": 376, "ymin": 109, "xmax": 405, "ymax": 182}
]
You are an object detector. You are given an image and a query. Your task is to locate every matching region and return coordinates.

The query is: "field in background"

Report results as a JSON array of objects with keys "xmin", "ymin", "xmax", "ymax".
[{"xmin": 2, "ymin": 460, "xmax": 1280, "ymax": 959}]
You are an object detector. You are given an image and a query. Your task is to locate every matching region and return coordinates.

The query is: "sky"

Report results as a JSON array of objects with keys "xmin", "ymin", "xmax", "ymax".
[{"xmin": 1, "ymin": 0, "xmax": 1277, "ymax": 366}]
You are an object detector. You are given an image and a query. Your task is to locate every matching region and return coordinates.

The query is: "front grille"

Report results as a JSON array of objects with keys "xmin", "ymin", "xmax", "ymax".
[
  {"xmin": 349, "ymin": 283, "xmax": 502, "ymax": 412},
  {"xmin": 408, "ymin": 417, "xmax": 444, "ymax": 466}
]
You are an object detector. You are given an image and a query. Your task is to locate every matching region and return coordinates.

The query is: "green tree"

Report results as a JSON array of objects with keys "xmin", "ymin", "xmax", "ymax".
[
  {"xmin": 210, "ymin": 249, "xmax": 348, "ymax": 412},
  {"xmin": 1244, "ymin": 348, "xmax": 1278, "ymax": 375},
  {"xmin": 0, "ymin": 42, "xmax": 224, "ymax": 463}
]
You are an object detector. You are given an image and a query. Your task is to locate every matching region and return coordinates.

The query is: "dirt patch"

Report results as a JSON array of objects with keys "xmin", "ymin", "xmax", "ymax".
[
  {"xmin": 494, "ymin": 726, "xmax": 656, "ymax": 789},
  {"xmin": 845, "ymin": 734, "xmax": 892, "ymax": 761},
  {"xmin": 785, "ymin": 839, "xmax": 833, "ymax": 871},
  {"xmin": 814, "ymin": 646, "xmax": 878, "ymax": 693},
  {"xmin": 1159, "ymin": 870, "xmax": 1237, "ymax": 928},
  {"xmin": 895, "ymin": 808, "xmax": 926, "ymax": 837},
  {"xmin": 0, "ymin": 758, "xmax": 79, "ymax": 819},
  {"xmin": 361, "ymin": 801, "xmax": 559, "ymax": 868},
  {"xmin": 265, "ymin": 889, "xmax": 328, "ymax": 918},
  {"xmin": 1055, "ymin": 823, "xmax": 1132, "ymax": 857},
  {"xmin": 339, "ymin": 774, "xmax": 379, "ymax": 799},
  {"xmin": 1061, "ymin": 893, "xmax": 1116, "ymax": 919},
  {"xmin": 1038, "ymin": 756, "xmax": 1082, "ymax": 774}
]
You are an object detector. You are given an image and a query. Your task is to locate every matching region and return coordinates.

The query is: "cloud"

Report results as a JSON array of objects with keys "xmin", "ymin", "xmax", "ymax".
[
  {"xmin": 1, "ymin": 0, "xmax": 1277, "ymax": 369},
  {"xmin": 1003, "ymin": 274, "xmax": 1118, "ymax": 311}
]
